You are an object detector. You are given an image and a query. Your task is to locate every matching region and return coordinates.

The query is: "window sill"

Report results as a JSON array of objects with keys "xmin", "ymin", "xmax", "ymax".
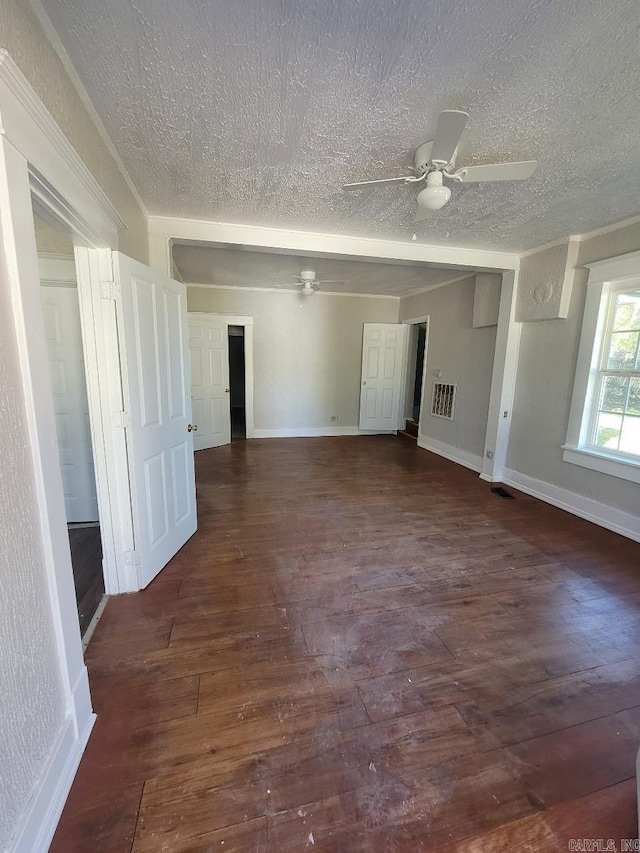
[{"xmin": 562, "ymin": 445, "xmax": 640, "ymax": 485}]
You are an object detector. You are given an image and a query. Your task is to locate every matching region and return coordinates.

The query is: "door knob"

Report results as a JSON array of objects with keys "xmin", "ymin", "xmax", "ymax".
[
  {"xmin": 187, "ymin": 424, "xmax": 198, "ymax": 432},
  {"xmin": 225, "ymin": 388, "xmax": 230, "ymax": 393}
]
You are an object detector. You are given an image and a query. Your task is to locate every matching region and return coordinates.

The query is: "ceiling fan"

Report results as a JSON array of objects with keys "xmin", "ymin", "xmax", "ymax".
[
  {"xmin": 274, "ymin": 269, "xmax": 345, "ymax": 296},
  {"xmin": 343, "ymin": 110, "xmax": 538, "ymax": 222}
]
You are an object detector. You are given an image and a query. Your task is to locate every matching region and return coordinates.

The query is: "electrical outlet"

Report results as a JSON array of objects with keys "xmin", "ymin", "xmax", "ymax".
[
  {"xmin": 330, "ymin": 415, "xmax": 339, "ymax": 422},
  {"xmin": 486, "ymin": 450, "xmax": 494, "ymax": 459}
]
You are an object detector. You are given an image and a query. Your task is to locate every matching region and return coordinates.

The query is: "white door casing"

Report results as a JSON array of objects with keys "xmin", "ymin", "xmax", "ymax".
[
  {"xmin": 188, "ymin": 315, "xmax": 231, "ymax": 450},
  {"xmin": 40, "ymin": 284, "xmax": 98, "ymax": 523},
  {"xmin": 359, "ymin": 323, "xmax": 407, "ymax": 431},
  {"xmin": 113, "ymin": 253, "xmax": 197, "ymax": 588}
]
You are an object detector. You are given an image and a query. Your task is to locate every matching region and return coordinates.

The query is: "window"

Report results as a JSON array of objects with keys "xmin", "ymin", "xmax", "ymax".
[
  {"xmin": 589, "ymin": 287, "xmax": 640, "ymax": 457},
  {"xmin": 563, "ymin": 251, "xmax": 640, "ymax": 485}
]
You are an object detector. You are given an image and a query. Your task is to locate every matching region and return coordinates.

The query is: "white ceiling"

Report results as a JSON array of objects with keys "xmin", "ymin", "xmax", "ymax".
[
  {"xmin": 39, "ymin": 0, "xmax": 640, "ymax": 252},
  {"xmin": 172, "ymin": 244, "xmax": 471, "ymax": 297}
]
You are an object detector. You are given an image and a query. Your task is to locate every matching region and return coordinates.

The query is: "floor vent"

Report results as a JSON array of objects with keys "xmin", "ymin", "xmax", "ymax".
[
  {"xmin": 431, "ymin": 381, "xmax": 456, "ymax": 420},
  {"xmin": 491, "ymin": 486, "xmax": 515, "ymax": 500}
]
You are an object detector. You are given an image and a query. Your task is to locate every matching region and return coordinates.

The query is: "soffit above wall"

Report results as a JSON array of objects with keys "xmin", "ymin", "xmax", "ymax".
[
  {"xmin": 39, "ymin": 0, "xmax": 640, "ymax": 252},
  {"xmin": 172, "ymin": 244, "xmax": 469, "ymax": 297}
]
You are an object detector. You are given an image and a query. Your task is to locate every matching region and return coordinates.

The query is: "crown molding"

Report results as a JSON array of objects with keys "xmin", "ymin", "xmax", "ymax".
[
  {"xmin": 27, "ymin": 0, "xmax": 148, "ymax": 218},
  {"xmin": 0, "ymin": 50, "xmax": 125, "ymax": 244}
]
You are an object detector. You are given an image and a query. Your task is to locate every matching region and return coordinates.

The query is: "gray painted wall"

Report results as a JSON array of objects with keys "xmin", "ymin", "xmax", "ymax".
[
  {"xmin": 187, "ymin": 287, "xmax": 399, "ymax": 431},
  {"xmin": 507, "ymin": 225, "xmax": 640, "ymax": 516},
  {"xmin": 399, "ymin": 277, "xmax": 496, "ymax": 459}
]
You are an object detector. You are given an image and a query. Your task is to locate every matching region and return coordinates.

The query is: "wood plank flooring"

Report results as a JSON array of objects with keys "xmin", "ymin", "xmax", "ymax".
[
  {"xmin": 68, "ymin": 524, "xmax": 104, "ymax": 637},
  {"xmin": 50, "ymin": 436, "xmax": 640, "ymax": 851}
]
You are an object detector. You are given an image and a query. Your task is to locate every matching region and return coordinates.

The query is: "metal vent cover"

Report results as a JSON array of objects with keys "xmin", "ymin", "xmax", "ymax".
[{"xmin": 431, "ymin": 381, "xmax": 456, "ymax": 420}]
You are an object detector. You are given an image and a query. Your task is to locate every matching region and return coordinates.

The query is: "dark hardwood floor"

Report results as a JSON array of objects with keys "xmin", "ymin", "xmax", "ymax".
[
  {"xmin": 68, "ymin": 524, "xmax": 104, "ymax": 637},
  {"xmin": 51, "ymin": 436, "xmax": 640, "ymax": 851}
]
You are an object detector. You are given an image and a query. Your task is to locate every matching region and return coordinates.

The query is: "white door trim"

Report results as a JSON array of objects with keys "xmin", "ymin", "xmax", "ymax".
[
  {"xmin": 480, "ymin": 270, "xmax": 522, "ymax": 483},
  {"xmin": 188, "ymin": 312, "xmax": 255, "ymax": 440},
  {"xmin": 0, "ymin": 51, "xmax": 126, "ymax": 852}
]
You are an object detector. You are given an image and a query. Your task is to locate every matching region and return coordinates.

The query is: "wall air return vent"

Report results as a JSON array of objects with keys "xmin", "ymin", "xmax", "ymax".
[{"xmin": 431, "ymin": 381, "xmax": 456, "ymax": 420}]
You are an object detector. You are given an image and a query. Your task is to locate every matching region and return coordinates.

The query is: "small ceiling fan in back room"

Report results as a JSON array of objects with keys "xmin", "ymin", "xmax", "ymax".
[
  {"xmin": 343, "ymin": 110, "xmax": 538, "ymax": 222},
  {"xmin": 273, "ymin": 269, "xmax": 345, "ymax": 296}
]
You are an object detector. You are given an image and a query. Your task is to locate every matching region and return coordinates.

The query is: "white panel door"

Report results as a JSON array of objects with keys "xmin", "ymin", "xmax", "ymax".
[
  {"xmin": 40, "ymin": 285, "xmax": 98, "ymax": 523},
  {"xmin": 188, "ymin": 315, "xmax": 231, "ymax": 451},
  {"xmin": 113, "ymin": 253, "xmax": 197, "ymax": 588},
  {"xmin": 359, "ymin": 323, "xmax": 407, "ymax": 431}
]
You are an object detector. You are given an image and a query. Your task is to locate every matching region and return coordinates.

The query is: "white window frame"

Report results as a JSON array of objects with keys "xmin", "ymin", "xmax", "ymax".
[{"xmin": 563, "ymin": 249, "xmax": 640, "ymax": 485}]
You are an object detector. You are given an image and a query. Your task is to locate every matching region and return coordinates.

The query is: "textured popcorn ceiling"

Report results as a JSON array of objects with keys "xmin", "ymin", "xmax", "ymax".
[
  {"xmin": 40, "ymin": 0, "xmax": 640, "ymax": 251},
  {"xmin": 173, "ymin": 244, "xmax": 470, "ymax": 296}
]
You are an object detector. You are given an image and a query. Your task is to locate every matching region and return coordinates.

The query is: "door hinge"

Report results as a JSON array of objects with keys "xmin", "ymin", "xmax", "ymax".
[
  {"xmin": 124, "ymin": 549, "xmax": 141, "ymax": 567},
  {"xmin": 101, "ymin": 280, "xmax": 120, "ymax": 300},
  {"xmin": 112, "ymin": 409, "xmax": 131, "ymax": 429}
]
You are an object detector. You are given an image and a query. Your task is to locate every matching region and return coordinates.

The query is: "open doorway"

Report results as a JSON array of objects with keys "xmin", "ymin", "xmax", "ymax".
[
  {"xmin": 34, "ymin": 212, "xmax": 105, "ymax": 640},
  {"xmin": 401, "ymin": 318, "xmax": 429, "ymax": 440},
  {"xmin": 228, "ymin": 325, "xmax": 246, "ymax": 440},
  {"xmin": 412, "ymin": 324, "xmax": 427, "ymax": 423},
  {"xmin": 188, "ymin": 313, "xmax": 254, "ymax": 450}
]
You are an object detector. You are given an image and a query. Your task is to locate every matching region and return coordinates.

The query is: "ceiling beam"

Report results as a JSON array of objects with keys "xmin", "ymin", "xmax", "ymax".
[{"xmin": 148, "ymin": 216, "xmax": 520, "ymax": 273}]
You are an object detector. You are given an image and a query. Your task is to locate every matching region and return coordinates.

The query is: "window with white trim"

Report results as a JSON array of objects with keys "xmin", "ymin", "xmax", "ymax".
[
  {"xmin": 589, "ymin": 286, "xmax": 640, "ymax": 458},
  {"xmin": 563, "ymin": 251, "xmax": 640, "ymax": 485}
]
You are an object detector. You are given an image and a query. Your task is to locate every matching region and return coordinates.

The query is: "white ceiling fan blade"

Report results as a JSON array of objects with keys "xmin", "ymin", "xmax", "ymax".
[
  {"xmin": 343, "ymin": 175, "xmax": 417, "ymax": 190},
  {"xmin": 413, "ymin": 206, "xmax": 436, "ymax": 224},
  {"xmin": 459, "ymin": 160, "xmax": 538, "ymax": 183},
  {"xmin": 317, "ymin": 279, "xmax": 345, "ymax": 284},
  {"xmin": 430, "ymin": 110, "xmax": 469, "ymax": 166}
]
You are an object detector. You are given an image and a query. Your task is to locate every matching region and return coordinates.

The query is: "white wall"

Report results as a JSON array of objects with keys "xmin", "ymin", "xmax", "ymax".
[
  {"xmin": 187, "ymin": 286, "xmax": 399, "ymax": 433},
  {"xmin": 399, "ymin": 278, "xmax": 497, "ymax": 462},
  {"xmin": 0, "ymin": 5, "xmax": 148, "ymax": 848},
  {"xmin": 0, "ymin": 265, "xmax": 67, "ymax": 851},
  {"xmin": 507, "ymin": 223, "xmax": 640, "ymax": 518}
]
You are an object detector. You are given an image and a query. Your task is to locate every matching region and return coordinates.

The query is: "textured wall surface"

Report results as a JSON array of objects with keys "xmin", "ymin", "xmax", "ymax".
[
  {"xmin": 187, "ymin": 286, "xmax": 398, "ymax": 430},
  {"xmin": 399, "ymin": 278, "xmax": 496, "ymax": 456},
  {"xmin": 0, "ymin": 5, "xmax": 149, "ymax": 847},
  {"xmin": 507, "ymin": 224, "xmax": 640, "ymax": 515},
  {"xmin": 473, "ymin": 272, "xmax": 501, "ymax": 328},
  {"xmin": 173, "ymin": 244, "xmax": 466, "ymax": 297},
  {"xmin": 516, "ymin": 242, "xmax": 573, "ymax": 321},
  {"xmin": 0, "ymin": 0, "xmax": 148, "ymax": 261},
  {"xmin": 33, "ymin": 217, "xmax": 74, "ymax": 256},
  {"xmin": 38, "ymin": 0, "xmax": 640, "ymax": 251},
  {"xmin": 0, "ymin": 269, "xmax": 66, "ymax": 851}
]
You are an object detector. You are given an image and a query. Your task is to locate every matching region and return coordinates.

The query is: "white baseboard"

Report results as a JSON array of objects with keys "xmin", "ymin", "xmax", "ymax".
[
  {"xmin": 9, "ymin": 673, "xmax": 95, "ymax": 853},
  {"xmin": 417, "ymin": 433, "xmax": 484, "ymax": 473},
  {"xmin": 253, "ymin": 426, "xmax": 394, "ymax": 438},
  {"xmin": 502, "ymin": 468, "xmax": 640, "ymax": 544}
]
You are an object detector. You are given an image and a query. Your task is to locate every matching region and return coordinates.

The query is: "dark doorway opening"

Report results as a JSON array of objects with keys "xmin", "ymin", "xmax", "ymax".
[
  {"xmin": 68, "ymin": 524, "xmax": 104, "ymax": 637},
  {"xmin": 229, "ymin": 325, "xmax": 246, "ymax": 440},
  {"xmin": 413, "ymin": 324, "xmax": 427, "ymax": 422}
]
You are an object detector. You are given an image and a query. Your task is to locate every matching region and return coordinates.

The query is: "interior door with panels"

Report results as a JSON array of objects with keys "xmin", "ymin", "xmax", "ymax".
[
  {"xmin": 40, "ymin": 284, "xmax": 98, "ymax": 523},
  {"xmin": 113, "ymin": 253, "xmax": 197, "ymax": 588},
  {"xmin": 359, "ymin": 323, "xmax": 407, "ymax": 431},
  {"xmin": 188, "ymin": 315, "xmax": 231, "ymax": 450}
]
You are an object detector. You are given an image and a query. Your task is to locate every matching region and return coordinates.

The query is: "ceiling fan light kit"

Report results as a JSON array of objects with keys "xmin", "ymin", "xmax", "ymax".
[
  {"xmin": 343, "ymin": 109, "xmax": 538, "ymax": 223},
  {"xmin": 417, "ymin": 171, "xmax": 452, "ymax": 211}
]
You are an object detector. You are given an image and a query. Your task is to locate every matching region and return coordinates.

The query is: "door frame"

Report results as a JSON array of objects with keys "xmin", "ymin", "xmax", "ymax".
[
  {"xmin": 402, "ymin": 314, "xmax": 431, "ymax": 435},
  {"xmin": 0, "ymin": 52, "xmax": 132, "ymax": 851},
  {"xmin": 188, "ymin": 312, "xmax": 255, "ymax": 440}
]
